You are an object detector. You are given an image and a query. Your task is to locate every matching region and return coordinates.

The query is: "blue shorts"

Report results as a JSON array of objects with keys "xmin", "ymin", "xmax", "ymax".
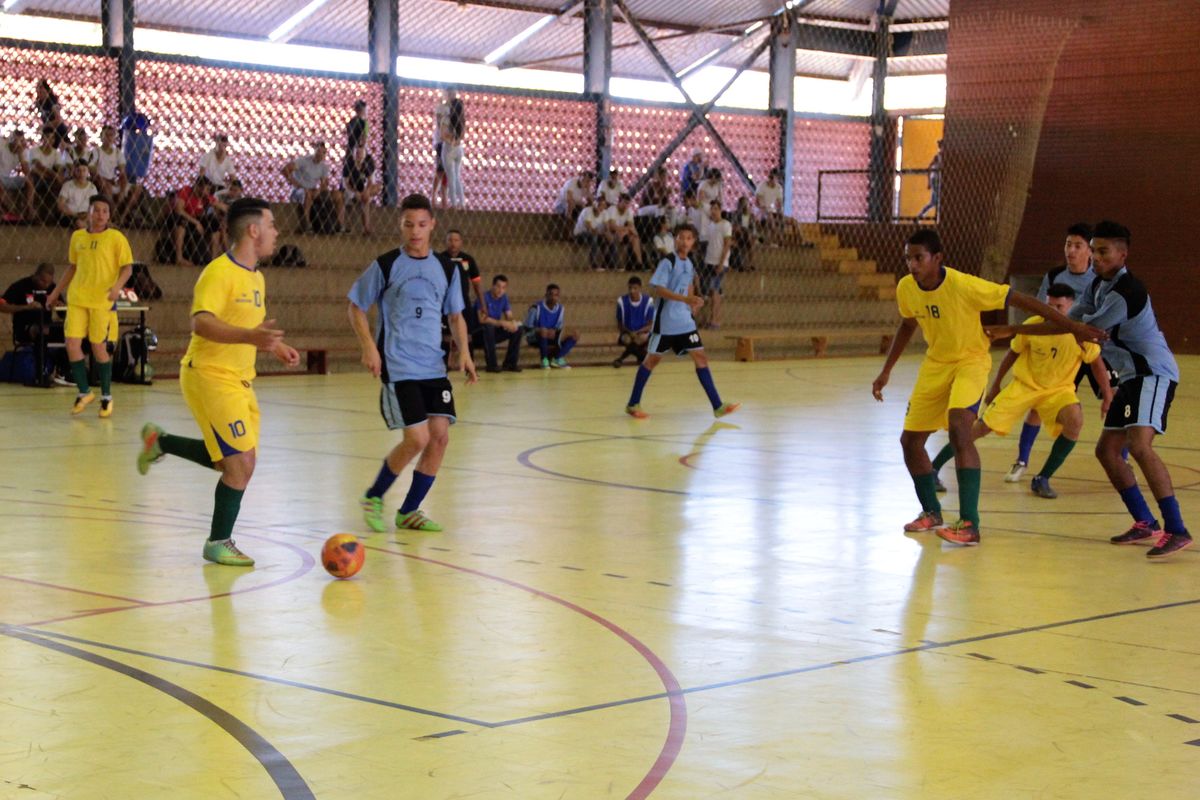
[
  {"xmin": 1104, "ymin": 376, "xmax": 1176, "ymax": 434},
  {"xmin": 698, "ymin": 263, "xmax": 725, "ymax": 295}
]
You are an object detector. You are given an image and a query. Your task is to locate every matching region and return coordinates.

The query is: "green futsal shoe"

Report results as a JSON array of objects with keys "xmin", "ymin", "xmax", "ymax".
[
  {"xmin": 137, "ymin": 422, "xmax": 165, "ymax": 475},
  {"xmin": 360, "ymin": 494, "xmax": 387, "ymax": 533},
  {"xmin": 395, "ymin": 509, "xmax": 443, "ymax": 532},
  {"xmin": 203, "ymin": 538, "xmax": 255, "ymax": 567}
]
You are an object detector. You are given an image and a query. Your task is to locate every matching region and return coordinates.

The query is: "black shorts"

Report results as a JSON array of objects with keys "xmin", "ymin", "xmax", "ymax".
[
  {"xmin": 1103, "ymin": 375, "xmax": 1177, "ymax": 434},
  {"xmin": 380, "ymin": 378, "xmax": 456, "ymax": 430},
  {"xmin": 1074, "ymin": 358, "xmax": 1119, "ymax": 400},
  {"xmin": 648, "ymin": 330, "xmax": 703, "ymax": 356}
]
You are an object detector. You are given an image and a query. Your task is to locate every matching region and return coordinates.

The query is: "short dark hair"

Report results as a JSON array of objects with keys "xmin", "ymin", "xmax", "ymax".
[
  {"xmin": 906, "ymin": 228, "xmax": 943, "ymax": 254},
  {"xmin": 618, "ymin": 193, "xmax": 630, "ymax": 201},
  {"xmin": 35, "ymin": 262, "xmax": 54, "ymax": 276},
  {"xmin": 546, "ymin": 283, "xmax": 560, "ymax": 293},
  {"xmin": 227, "ymin": 197, "xmax": 271, "ymax": 241},
  {"xmin": 673, "ymin": 222, "xmax": 698, "ymax": 239},
  {"xmin": 1092, "ymin": 220, "xmax": 1130, "ymax": 246},
  {"xmin": 1046, "ymin": 283, "xmax": 1077, "ymax": 300},
  {"xmin": 493, "ymin": 274, "xmax": 508, "ymax": 285},
  {"xmin": 446, "ymin": 228, "xmax": 463, "ymax": 238},
  {"xmin": 75, "ymin": 158, "xmax": 89, "ymax": 167},
  {"xmin": 710, "ymin": 200, "xmax": 722, "ymax": 209},
  {"xmin": 1066, "ymin": 222, "xmax": 1092, "ymax": 240},
  {"xmin": 88, "ymin": 194, "xmax": 109, "ymax": 208},
  {"xmin": 400, "ymin": 193, "xmax": 433, "ymax": 213},
  {"xmin": 628, "ymin": 276, "xmax": 642, "ymax": 286}
]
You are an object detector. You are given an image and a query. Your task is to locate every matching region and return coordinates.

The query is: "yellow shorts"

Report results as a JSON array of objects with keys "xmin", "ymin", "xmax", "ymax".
[
  {"xmin": 982, "ymin": 381, "xmax": 1079, "ymax": 439},
  {"xmin": 904, "ymin": 355, "xmax": 991, "ymax": 432},
  {"xmin": 64, "ymin": 305, "xmax": 118, "ymax": 344},
  {"xmin": 180, "ymin": 364, "xmax": 260, "ymax": 462}
]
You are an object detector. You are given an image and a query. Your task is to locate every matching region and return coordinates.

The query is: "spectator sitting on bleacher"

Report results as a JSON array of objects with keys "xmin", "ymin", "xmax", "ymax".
[
  {"xmin": 346, "ymin": 99, "xmax": 368, "ymax": 151},
  {"xmin": 477, "ymin": 274, "xmax": 523, "ymax": 373},
  {"xmin": 168, "ymin": 175, "xmax": 219, "ymax": 266},
  {"xmin": 653, "ymin": 216, "xmax": 674, "ymax": 258},
  {"xmin": 596, "ymin": 168, "xmax": 626, "ymax": 205},
  {"xmin": 606, "ymin": 193, "xmax": 643, "ymax": 271},
  {"xmin": 67, "ymin": 128, "xmax": 93, "ymax": 172},
  {"xmin": 683, "ymin": 189, "xmax": 704, "ymax": 234},
  {"xmin": 342, "ymin": 142, "xmax": 379, "ymax": 235},
  {"xmin": 613, "ymin": 275, "xmax": 654, "ymax": 368},
  {"xmin": 574, "ymin": 196, "xmax": 613, "ymax": 271},
  {"xmin": 91, "ymin": 124, "xmax": 140, "ymax": 225},
  {"xmin": 1, "ymin": 130, "xmax": 35, "ymax": 222},
  {"xmin": 1, "ymin": 262, "xmax": 55, "ymax": 347},
  {"xmin": 555, "ymin": 169, "xmax": 593, "ymax": 221},
  {"xmin": 526, "ymin": 283, "xmax": 579, "ymax": 369},
  {"xmin": 57, "ymin": 160, "xmax": 97, "ymax": 229},
  {"xmin": 283, "ymin": 140, "xmax": 345, "ymax": 234},
  {"xmin": 211, "ymin": 178, "xmax": 243, "ymax": 253},
  {"xmin": 34, "ymin": 80, "xmax": 69, "ymax": 148},
  {"xmin": 198, "ymin": 133, "xmax": 237, "ymax": 191},
  {"xmin": 732, "ymin": 195, "xmax": 757, "ymax": 272},
  {"xmin": 755, "ymin": 168, "xmax": 798, "ymax": 243},
  {"xmin": 696, "ymin": 168, "xmax": 723, "ymax": 208},
  {"xmin": 641, "ymin": 166, "xmax": 672, "ymax": 210},
  {"xmin": 28, "ymin": 126, "xmax": 66, "ymax": 219},
  {"xmin": 680, "ymin": 148, "xmax": 706, "ymax": 196}
]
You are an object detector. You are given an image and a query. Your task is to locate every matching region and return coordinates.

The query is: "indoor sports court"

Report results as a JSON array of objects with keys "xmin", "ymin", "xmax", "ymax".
[
  {"xmin": 2, "ymin": 0, "xmax": 1198, "ymax": 798},
  {"xmin": 3, "ymin": 358, "xmax": 1198, "ymax": 799}
]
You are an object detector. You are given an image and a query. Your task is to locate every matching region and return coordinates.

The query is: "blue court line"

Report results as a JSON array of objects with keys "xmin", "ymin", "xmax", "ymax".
[{"xmin": 1, "ymin": 626, "xmax": 315, "ymax": 800}]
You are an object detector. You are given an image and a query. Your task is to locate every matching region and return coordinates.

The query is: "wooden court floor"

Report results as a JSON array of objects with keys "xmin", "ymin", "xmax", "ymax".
[{"xmin": 1, "ymin": 354, "xmax": 1197, "ymax": 799}]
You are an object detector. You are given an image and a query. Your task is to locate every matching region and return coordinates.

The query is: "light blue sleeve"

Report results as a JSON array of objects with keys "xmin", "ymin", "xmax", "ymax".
[
  {"xmin": 650, "ymin": 259, "xmax": 670, "ymax": 289},
  {"xmin": 1068, "ymin": 284, "xmax": 1098, "ymax": 321},
  {"xmin": 1079, "ymin": 290, "xmax": 1129, "ymax": 332},
  {"xmin": 1036, "ymin": 272, "xmax": 1051, "ymax": 303},
  {"xmin": 442, "ymin": 267, "xmax": 465, "ymax": 315},
  {"xmin": 347, "ymin": 261, "xmax": 383, "ymax": 312}
]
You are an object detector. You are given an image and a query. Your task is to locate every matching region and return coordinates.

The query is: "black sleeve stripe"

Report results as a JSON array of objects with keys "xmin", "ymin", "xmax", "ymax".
[{"xmin": 1113, "ymin": 272, "xmax": 1148, "ymax": 318}]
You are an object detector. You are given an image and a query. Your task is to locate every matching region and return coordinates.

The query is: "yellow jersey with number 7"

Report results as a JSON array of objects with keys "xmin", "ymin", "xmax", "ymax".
[
  {"xmin": 182, "ymin": 253, "xmax": 266, "ymax": 381},
  {"xmin": 896, "ymin": 267, "xmax": 1010, "ymax": 363}
]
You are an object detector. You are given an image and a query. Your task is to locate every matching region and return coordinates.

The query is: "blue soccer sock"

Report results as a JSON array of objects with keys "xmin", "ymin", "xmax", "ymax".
[
  {"xmin": 628, "ymin": 365, "xmax": 652, "ymax": 406},
  {"xmin": 558, "ymin": 336, "xmax": 576, "ymax": 358},
  {"xmin": 1118, "ymin": 484, "xmax": 1156, "ymax": 525},
  {"xmin": 1157, "ymin": 495, "xmax": 1187, "ymax": 534},
  {"xmin": 539, "ymin": 336, "xmax": 550, "ymax": 359},
  {"xmin": 399, "ymin": 470, "xmax": 436, "ymax": 515},
  {"xmin": 366, "ymin": 461, "xmax": 399, "ymax": 500},
  {"xmin": 695, "ymin": 366, "xmax": 722, "ymax": 409},
  {"xmin": 1017, "ymin": 422, "xmax": 1040, "ymax": 464}
]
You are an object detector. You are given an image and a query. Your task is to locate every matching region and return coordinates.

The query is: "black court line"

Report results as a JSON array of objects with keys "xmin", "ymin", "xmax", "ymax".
[
  {"xmin": 1, "ymin": 626, "xmax": 315, "ymax": 800},
  {"xmin": 7, "ymin": 626, "xmax": 491, "ymax": 728}
]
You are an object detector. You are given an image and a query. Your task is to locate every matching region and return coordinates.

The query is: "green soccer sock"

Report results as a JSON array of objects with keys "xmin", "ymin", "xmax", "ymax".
[
  {"xmin": 957, "ymin": 467, "xmax": 982, "ymax": 527},
  {"xmin": 210, "ymin": 480, "xmax": 245, "ymax": 542},
  {"xmin": 98, "ymin": 360, "xmax": 112, "ymax": 397},
  {"xmin": 1037, "ymin": 435, "xmax": 1077, "ymax": 479},
  {"xmin": 931, "ymin": 443, "xmax": 955, "ymax": 473},
  {"xmin": 160, "ymin": 433, "xmax": 215, "ymax": 469},
  {"xmin": 70, "ymin": 359, "xmax": 89, "ymax": 394},
  {"xmin": 913, "ymin": 472, "xmax": 942, "ymax": 514}
]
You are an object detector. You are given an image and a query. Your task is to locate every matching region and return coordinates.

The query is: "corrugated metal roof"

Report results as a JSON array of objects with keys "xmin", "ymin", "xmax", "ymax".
[{"xmin": 796, "ymin": 0, "xmax": 948, "ymax": 22}]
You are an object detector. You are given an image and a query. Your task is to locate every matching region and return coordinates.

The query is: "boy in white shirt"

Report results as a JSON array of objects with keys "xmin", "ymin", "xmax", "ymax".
[
  {"xmin": 57, "ymin": 160, "xmax": 97, "ymax": 229},
  {"xmin": 574, "ymin": 196, "xmax": 613, "ymax": 271},
  {"xmin": 699, "ymin": 200, "xmax": 732, "ymax": 329},
  {"xmin": 605, "ymin": 193, "xmax": 643, "ymax": 271},
  {"xmin": 198, "ymin": 133, "xmax": 237, "ymax": 190},
  {"xmin": 90, "ymin": 124, "xmax": 142, "ymax": 222},
  {"xmin": 596, "ymin": 168, "xmax": 626, "ymax": 205}
]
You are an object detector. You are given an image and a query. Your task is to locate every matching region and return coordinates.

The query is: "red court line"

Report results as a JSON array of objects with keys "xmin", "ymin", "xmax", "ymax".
[
  {"xmin": 368, "ymin": 545, "xmax": 688, "ymax": 800},
  {"xmin": 0, "ymin": 574, "xmax": 152, "ymax": 606}
]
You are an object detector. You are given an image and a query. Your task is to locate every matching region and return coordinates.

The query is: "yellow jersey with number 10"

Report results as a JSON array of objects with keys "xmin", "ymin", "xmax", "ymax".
[
  {"xmin": 183, "ymin": 253, "xmax": 266, "ymax": 381},
  {"xmin": 896, "ymin": 267, "xmax": 1010, "ymax": 363},
  {"xmin": 67, "ymin": 227, "xmax": 133, "ymax": 309},
  {"xmin": 1011, "ymin": 315, "xmax": 1100, "ymax": 390}
]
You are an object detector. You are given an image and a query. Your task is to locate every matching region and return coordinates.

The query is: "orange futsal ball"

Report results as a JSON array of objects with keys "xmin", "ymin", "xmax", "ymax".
[{"xmin": 322, "ymin": 534, "xmax": 365, "ymax": 579}]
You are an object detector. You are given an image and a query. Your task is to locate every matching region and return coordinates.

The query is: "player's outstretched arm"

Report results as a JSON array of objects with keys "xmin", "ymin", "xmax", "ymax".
[
  {"xmin": 1090, "ymin": 357, "xmax": 1115, "ymax": 417},
  {"xmin": 985, "ymin": 350, "xmax": 1018, "ymax": 405},
  {"xmin": 192, "ymin": 311, "xmax": 283, "ymax": 349},
  {"xmin": 1007, "ymin": 292, "xmax": 1107, "ymax": 343},
  {"xmin": 447, "ymin": 311, "xmax": 477, "ymax": 384},
  {"xmin": 872, "ymin": 317, "xmax": 918, "ymax": 401},
  {"xmin": 108, "ymin": 262, "xmax": 134, "ymax": 302},
  {"xmin": 347, "ymin": 301, "xmax": 381, "ymax": 378}
]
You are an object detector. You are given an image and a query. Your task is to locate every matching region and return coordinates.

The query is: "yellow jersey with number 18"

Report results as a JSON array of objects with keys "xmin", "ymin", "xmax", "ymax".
[
  {"xmin": 182, "ymin": 253, "xmax": 266, "ymax": 381},
  {"xmin": 67, "ymin": 227, "xmax": 133, "ymax": 309},
  {"xmin": 1011, "ymin": 315, "xmax": 1100, "ymax": 390},
  {"xmin": 896, "ymin": 267, "xmax": 1010, "ymax": 363}
]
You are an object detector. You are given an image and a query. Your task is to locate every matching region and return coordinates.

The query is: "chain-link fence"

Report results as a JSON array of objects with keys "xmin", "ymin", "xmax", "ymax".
[{"xmin": 0, "ymin": 4, "xmax": 970, "ymax": 376}]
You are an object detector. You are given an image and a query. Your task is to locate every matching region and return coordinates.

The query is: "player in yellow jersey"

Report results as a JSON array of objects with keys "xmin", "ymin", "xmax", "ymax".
[
  {"xmin": 872, "ymin": 229, "xmax": 1105, "ymax": 545},
  {"xmin": 927, "ymin": 283, "xmax": 1113, "ymax": 499},
  {"xmin": 135, "ymin": 198, "xmax": 299, "ymax": 566},
  {"xmin": 44, "ymin": 194, "xmax": 132, "ymax": 418}
]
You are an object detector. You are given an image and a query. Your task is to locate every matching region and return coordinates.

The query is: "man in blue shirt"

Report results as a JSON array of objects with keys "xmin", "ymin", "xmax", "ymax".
[
  {"xmin": 477, "ymin": 273, "xmax": 522, "ymax": 373},
  {"xmin": 526, "ymin": 283, "xmax": 579, "ymax": 369},
  {"xmin": 1071, "ymin": 221, "xmax": 1189, "ymax": 558},
  {"xmin": 613, "ymin": 275, "xmax": 654, "ymax": 368},
  {"xmin": 1005, "ymin": 222, "xmax": 1102, "ymax": 483},
  {"xmin": 624, "ymin": 223, "xmax": 739, "ymax": 419},
  {"xmin": 348, "ymin": 193, "xmax": 477, "ymax": 534}
]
